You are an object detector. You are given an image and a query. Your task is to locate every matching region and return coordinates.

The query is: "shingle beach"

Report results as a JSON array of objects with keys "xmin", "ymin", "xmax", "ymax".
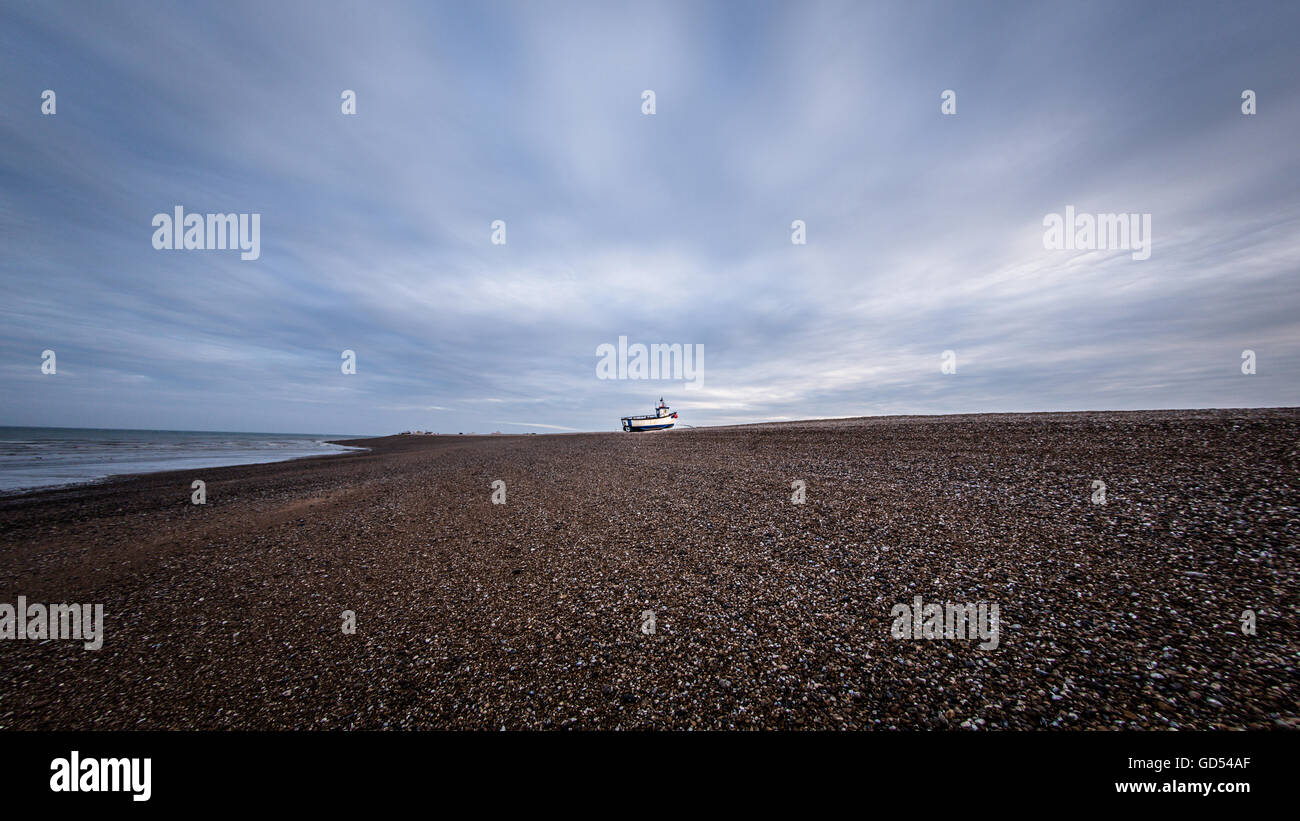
[{"xmin": 1, "ymin": 409, "xmax": 1296, "ymax": 730}]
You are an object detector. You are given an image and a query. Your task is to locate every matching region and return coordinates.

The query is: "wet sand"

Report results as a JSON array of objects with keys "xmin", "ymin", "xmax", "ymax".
[{"xmin": 0, "ymin": 409, "xmax": 1296, "ymax": 730}]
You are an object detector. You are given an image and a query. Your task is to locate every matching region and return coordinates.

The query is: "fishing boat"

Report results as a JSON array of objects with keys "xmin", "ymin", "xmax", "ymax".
[{"xmin": 621, "ymin": 398, "xmax": 678, "ymax": 432}]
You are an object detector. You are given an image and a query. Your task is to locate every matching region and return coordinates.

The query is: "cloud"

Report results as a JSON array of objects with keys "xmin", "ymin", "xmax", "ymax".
[
  {"xmin": 0, "ymin": 0, "xmax": 1297, "ymax": 435},
  {"xmin": 491, "ymin": 421, "xmax": 580, "ymax": 431}
]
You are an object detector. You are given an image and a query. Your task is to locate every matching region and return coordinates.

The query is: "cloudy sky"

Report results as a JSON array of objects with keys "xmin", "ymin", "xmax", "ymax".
[{"xmin": 1, "ymin": 0, "xmax": 1297, "ymax": 435}]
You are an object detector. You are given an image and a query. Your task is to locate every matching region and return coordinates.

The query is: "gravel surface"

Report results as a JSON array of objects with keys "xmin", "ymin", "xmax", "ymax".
[{"xmin": 0, "ymin": 409, "xmax": 1296, "ymax": 730}]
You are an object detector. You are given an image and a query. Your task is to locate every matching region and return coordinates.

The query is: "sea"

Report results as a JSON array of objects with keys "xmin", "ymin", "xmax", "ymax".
[{"xmin": 0, "ymin": 427, "xmax": 367, "ymax": 494}]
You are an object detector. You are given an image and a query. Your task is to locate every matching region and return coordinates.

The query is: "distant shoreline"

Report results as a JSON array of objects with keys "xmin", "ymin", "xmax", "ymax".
[
  {"xmin": 5, "ymin": 407, "xmax": 1297, "ymax": 499},
  {"xmin": 0, "ymin": 429, "xmax": 370, "ymax": 498}
]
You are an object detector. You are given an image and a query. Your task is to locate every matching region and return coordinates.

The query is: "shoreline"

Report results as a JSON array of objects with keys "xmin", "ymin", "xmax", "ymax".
[
  {"xmin": 0, "ymin": 440, "xmax": 373, "ymax": 501},
  {"xmin": 5, "ymin": 406, "xmax": 1293, "ymax": 502}
]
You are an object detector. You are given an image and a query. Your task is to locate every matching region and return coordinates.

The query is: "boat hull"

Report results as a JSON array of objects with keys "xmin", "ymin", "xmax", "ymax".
[
  {"xmin": 623, "ymin": 419, "xmax": 674, "ymax": 431},
  {"xmin": 622, "ymin": 412, "xmax": 677, "ymax": 431}
]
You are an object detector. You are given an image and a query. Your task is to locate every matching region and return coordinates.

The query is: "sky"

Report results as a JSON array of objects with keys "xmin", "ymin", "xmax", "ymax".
[{"xmin": 1, "ymin": 0, "xmax": 1297, "ymax": 435}]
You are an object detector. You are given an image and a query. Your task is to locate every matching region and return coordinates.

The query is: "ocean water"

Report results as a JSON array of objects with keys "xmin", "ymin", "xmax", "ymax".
[{"xmin": 0, "ymin": 427, "xmax": 367, "ymax": 493}]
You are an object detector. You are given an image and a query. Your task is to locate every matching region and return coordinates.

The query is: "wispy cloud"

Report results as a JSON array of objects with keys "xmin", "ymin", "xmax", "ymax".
[{"xmin": 492, "ymin": 421, "xmax": 580, "ymax": 431}]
